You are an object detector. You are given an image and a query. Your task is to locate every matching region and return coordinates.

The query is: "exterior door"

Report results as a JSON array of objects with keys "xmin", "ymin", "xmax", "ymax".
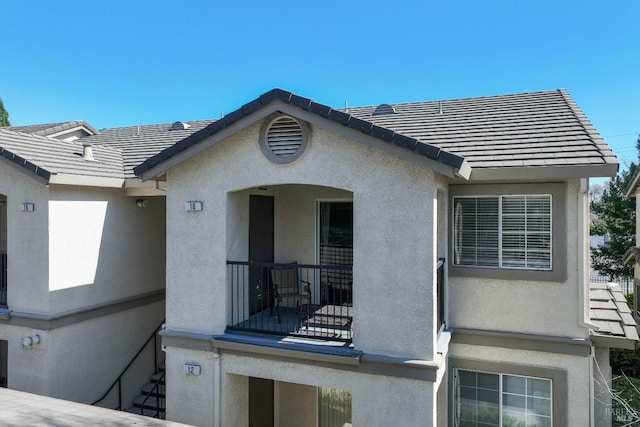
[
  {"xmin": 249, "ymin": 377, "xmax": 274, "ymax": 427},
  {"xmin": 249, "ymin": 195, "xmax": 274, "ymax": 315}
]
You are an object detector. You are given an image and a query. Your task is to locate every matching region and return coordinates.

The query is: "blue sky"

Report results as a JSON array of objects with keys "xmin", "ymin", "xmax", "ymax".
[{"xmin": 1, "ymin": 1, "xmax": 639, "ymax": 174}]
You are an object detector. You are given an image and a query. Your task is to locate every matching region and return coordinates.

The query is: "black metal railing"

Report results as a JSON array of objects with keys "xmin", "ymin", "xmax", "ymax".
[
  {"xmin": 227, "ymin": 261, "xmax": 353, "ymax": 342},
  {"xmin": 92, "ymin": 320, "xmax": 165, "ymax": 415},
  {"xmin": 0, "ymin": 252, "xmax": 6, "ymax": 307},
  {"xmin": 437, "ymin": 258, "xmax": 446, "ymax": 331}
]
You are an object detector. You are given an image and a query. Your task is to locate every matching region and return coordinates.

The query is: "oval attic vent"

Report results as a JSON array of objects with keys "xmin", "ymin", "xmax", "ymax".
[{"xmin": 260, "ymin": 115, "xmax": 309, "ymax": 164}]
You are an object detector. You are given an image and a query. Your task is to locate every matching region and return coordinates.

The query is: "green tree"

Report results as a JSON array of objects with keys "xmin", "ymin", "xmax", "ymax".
[
  {"xmin": 0, "ymin": 98, "xmax": 9, "ymax": 126},
  {"xmin": 590, "ymin": 162, "xmax": 637, "ymax": 280}
]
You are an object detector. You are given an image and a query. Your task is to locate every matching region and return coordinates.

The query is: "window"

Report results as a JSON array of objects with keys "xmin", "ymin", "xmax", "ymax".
[
  {"xmin": 318, "ymin": 387, "xmax": 352, "ymax": 427},
  {"xmin": 453, "ymin": 195, "xmax": 552, "ymax": 270},
  {"xmin": 455, "ymin": 369, "xmax": 552, "ymax": 427}
]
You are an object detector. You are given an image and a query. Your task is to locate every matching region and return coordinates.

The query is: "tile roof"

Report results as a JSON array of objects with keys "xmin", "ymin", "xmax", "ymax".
[
  {"xmin": 346, "ymin": 89, "xmax": 617, "ymax": 171},
  {"xmin": 8, "ymin": 120, "xmax": 98, "ymax": 137},
  {"xmin": 590, "ymin": 282, "xmax": 639, "ymax": 349},
  {"xmin": 80, "ymin": 119, "xmax": 214, "ymax": 178},
  {"xmin": 0, "ymin": 128, "xmax": 124, "ymax": 182},
  {"xmin": 133, "ymin": 88, "xmax": 467, "ymax": 177}
]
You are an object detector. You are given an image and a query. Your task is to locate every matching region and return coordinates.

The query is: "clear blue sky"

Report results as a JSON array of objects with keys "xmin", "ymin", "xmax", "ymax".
[{"xmin": 1, "ymin": 1, "xmax": 639, "ymax": 175}]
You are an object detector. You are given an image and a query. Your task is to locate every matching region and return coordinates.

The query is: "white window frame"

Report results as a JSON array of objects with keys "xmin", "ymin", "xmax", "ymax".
[
  {"xmin": 453, "ymin": 194, "xmax": 553, "ymax": 271},
  {"xmin": 454, "ymin": 368, "xmax": 553, "ymax": 427}
]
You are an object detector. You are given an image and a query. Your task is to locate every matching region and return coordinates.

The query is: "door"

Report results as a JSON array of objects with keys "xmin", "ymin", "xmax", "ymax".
[
  {"xmin": 249, "ymin": 195, "xmax": 274, "ymax": 315},
  {"xmin": 249, "ymin": 377, "xmax": 274, "ymax": 427},
  {"xmin": 0, "ymin": 339, "xmax": 7, "ymax": 388}
]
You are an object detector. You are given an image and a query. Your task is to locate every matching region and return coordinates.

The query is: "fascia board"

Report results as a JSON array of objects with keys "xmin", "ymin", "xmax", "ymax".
[
  {"xmin": 138, "ymin": 102, "xmax": 284, "ymax": 181},
  {"xmin": 274, "ymin": 103, "xmax": 463, "ymax": 179},
  {"xmin": 0, "ymin": 154, "xmax": 50, "ymax": 186},
  {"xmin": 466, "ymin": 164, "xmax": 619, "ymax": 182},
  {"xmin": 47, "ymin": 125, "xmax": 95, "ymax": 139},
  {"xmin": 48, "ymin": 173, "xmax": 125, "ymax": 188}
]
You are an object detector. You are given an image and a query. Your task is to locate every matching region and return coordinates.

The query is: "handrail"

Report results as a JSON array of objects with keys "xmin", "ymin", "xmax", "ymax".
[
  {"xmin": 92, "ymin": 319, "xmax": 165, "ymax": 408},
  {"xmin": 133, "ymin": 370, "xmax": 166, "ymax": 418}
]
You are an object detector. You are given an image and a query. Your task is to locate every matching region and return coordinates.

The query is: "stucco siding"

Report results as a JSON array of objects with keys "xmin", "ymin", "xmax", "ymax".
[
  {"xmin": 165, "ymin": 118, "xmax": 441, "ymax": 359},
  {"xmin": 448, "ymin": 179, "xmax": 587, "ymax": 338},
  {"xmin": 449, "ymin": 342, "xmax": 590, "ymax": 426},
  {"xmin": 48, "ymin": 186, "xmax": 166, "ymax": 313},
  {"xmin": 1, "ymin": 301, "xmax": 164, "ymax": 404},
  {"xmin": 0, "ymin": 160, "xmax": 50, "ymax": 314}
]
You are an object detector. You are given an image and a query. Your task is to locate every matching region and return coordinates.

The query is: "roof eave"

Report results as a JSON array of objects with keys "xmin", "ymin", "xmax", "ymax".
[
  {"xmin": 590, "ymin": 333, "xmax": 638, "ymax": 350},
  {"xmin": 466, "ymin": 163, "xmax": 619, "ymax": 182},
  {"xmin": 48, "ymin": 174, "xmax": 125, "ymax": 188},
  {"xmin": 135, "ymin": 89, "xmax": 466, "ymax": 181},
  {"xmin": 625, "ymin": 167, "xmax": 640, "ymax": 197}
]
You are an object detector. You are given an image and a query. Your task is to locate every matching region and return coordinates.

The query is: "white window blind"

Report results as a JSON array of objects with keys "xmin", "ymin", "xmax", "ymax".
[{"xmin": 453, "ymin": 195, "xmax": 552, "ymax": 270}]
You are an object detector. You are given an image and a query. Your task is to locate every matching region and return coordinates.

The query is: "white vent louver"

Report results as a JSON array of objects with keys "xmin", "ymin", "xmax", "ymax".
[{"xmin": 266, "ymin": 116, "xmax": 304, "ymax": 158}]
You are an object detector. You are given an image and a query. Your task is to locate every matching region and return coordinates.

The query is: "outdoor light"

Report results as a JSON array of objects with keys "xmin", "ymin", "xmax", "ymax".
[
  {"xmin": 136, "ymin": 199, "xmax": 148, "ymax": 209},
  {"xmin": 22, "ymin": 334, "xmax": 40, "ymax": 349}
]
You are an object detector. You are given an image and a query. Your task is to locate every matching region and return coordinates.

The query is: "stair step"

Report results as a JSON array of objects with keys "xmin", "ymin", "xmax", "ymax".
[
  {"xmin": 125, "ymin": 407, "xmax": 165, "ymax": 418},
  {"xmin": 150, "ymin": 372, "xmax": 166, "ymax": 384},
  {"xmin": 142, "ymin": 382, "xmax": 165, "ymax": 397},
  {"xmin": 132, "ymin": 394, "xmax": 166, "ymax": 410}
]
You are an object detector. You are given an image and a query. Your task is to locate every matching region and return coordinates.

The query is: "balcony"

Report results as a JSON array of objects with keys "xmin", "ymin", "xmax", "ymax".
[
  {"xmin": 0, "ymin": 252, "xmax": 6, "ymax": 307},
  {"xmin": 227, "ymin": 261, "xmax": 353, "ymax": 342}
]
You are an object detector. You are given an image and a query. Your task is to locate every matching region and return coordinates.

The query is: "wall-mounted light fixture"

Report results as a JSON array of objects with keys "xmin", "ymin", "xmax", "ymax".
[
  {"xmin": 136, "ymin": 199, "xmax": 149, "ymax": 209},
  {"xmin": 21, "ymin": 203, "xmax": 35, "ymax": 212},
  {"xmin": 22, "ymin": 334, "xmax": 40, "ymax": 349}
]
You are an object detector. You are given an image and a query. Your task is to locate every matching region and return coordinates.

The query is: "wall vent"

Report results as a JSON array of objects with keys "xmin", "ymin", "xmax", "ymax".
[
  {"xmin": 373, "ymin": 104, "xmax": 396, "ymax": 116},
  {"xmin": 260, "ymin": 115, "xmax": 309, "ymax": 164}
]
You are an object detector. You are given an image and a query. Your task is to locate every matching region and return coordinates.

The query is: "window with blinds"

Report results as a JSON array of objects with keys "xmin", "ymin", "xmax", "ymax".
[{"xmin": 453, "ymin": 195, "xmax": 552, "ymax": 270}]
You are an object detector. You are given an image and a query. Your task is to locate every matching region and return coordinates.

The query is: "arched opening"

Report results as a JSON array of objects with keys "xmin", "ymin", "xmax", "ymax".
[{"xmin": 226, "ymin": 184, "xmax": 353, "ymax": 342}]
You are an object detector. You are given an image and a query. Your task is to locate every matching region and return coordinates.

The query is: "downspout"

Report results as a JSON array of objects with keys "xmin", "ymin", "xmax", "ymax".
[
  {"xmin": 589, "ymin": 345, "xmax": 595, "ymax": 427},
  {"xmin": 213, "ymin": 349, "xmax": 221, "ymax": 427},
  {"xmin": 579, "ymin": 178, "xmax": 598, "ymax": 329}
]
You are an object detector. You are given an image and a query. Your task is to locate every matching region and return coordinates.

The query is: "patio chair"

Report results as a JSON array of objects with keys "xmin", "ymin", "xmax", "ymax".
[{"xmin": 270, "ymin": 264, "xmax": 311, "ymax": 323}]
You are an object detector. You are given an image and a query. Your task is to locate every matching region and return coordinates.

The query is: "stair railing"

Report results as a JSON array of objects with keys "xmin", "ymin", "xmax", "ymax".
[
  {"xmin": 133, "ymin": 370, "xmax": 166, "ymax": 418},
  {"xmin": 92, "ymin": 319, "xmax": 165, "ymax": 410}
]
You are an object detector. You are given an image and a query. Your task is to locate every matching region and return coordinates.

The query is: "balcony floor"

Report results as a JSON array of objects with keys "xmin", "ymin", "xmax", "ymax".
[{"xmin": 229, "ymin": 305, "xmax": 352, "ymax": 341}]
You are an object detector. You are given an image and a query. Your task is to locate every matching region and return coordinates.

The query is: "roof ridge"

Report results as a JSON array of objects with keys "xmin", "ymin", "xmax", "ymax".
[
  {"xmin": 558, "ymin": 88, "xmax": 617, "ymax": 165},
  {"xmin": 347, "ymin": 89, "xmax": 563, "ymax": 110},
  {"xmin": 0, "ymin": 128, "xmax": 124, "ymax": 155}
]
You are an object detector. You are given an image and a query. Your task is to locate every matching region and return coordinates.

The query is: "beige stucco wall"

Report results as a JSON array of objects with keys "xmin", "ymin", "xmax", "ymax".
[
  {"xmin": 449, "ymin": 342, "xmax": 592, "ymax": 426},
  {"xmin": 448, "ymin": 179, "xmax": 588, "ymax": 339},
  {"xmin": 165, "ymin": 348, "xmax": 436, "ymax": 427},
  {"xmin": 165, "ymin": 119, "xmax": 443, "ymax": 360},
  {"xmin": 48, "ymin": 187, "xmax": 166, "ymax": 312},
  {"xmin": 0, "ymin": 299, "xmax": 165, "ymax": 404},
  {"xmin": 0, "ymin": 161, "xmax": 167, "ymax": 402},
  {"xmin": 0, "ymin": 161, "xmax": 51, "ymax": 314}
]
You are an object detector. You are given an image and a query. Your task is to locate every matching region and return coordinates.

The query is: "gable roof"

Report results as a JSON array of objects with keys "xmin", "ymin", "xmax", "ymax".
[
  {"xmin": 133, "ymin": 88, "xmax": 469, "ymax": 180},
  {"xmin": 8, "ymin": 120, "xmax": 98, "ymax": 138},
  {"xmin": 134, "ymin": 88, "xmax": 617, "ymax": 181},
  {"xmin": 0, "ymin": 128, "xmax": 124, "ymax": 186},
  {"xmin": 78, "ymin": 119, "xmax": 214, "ymax": 178},
  {"xmin": 590, "ymin": 282, "xmax": 639, "ymax": 349},
  {"xmin": 347, "ymin": 89, "xmax": 617, "ymax": 180}
]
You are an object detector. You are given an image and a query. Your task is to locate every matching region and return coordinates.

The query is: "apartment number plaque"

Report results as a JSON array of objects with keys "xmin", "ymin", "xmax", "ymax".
[
  {"xmin": 185, "ymin": 201, "xmax": 203, "ymax": 211},
  {"xmin": 183, "ymin": 363, "xmax": 201, "ymax": 375}
]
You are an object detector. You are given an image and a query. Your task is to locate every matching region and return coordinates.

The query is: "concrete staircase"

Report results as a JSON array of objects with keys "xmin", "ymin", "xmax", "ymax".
[{"xmin": 126, "ymin": 363, "xmax": 166, "ymax": 418}]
